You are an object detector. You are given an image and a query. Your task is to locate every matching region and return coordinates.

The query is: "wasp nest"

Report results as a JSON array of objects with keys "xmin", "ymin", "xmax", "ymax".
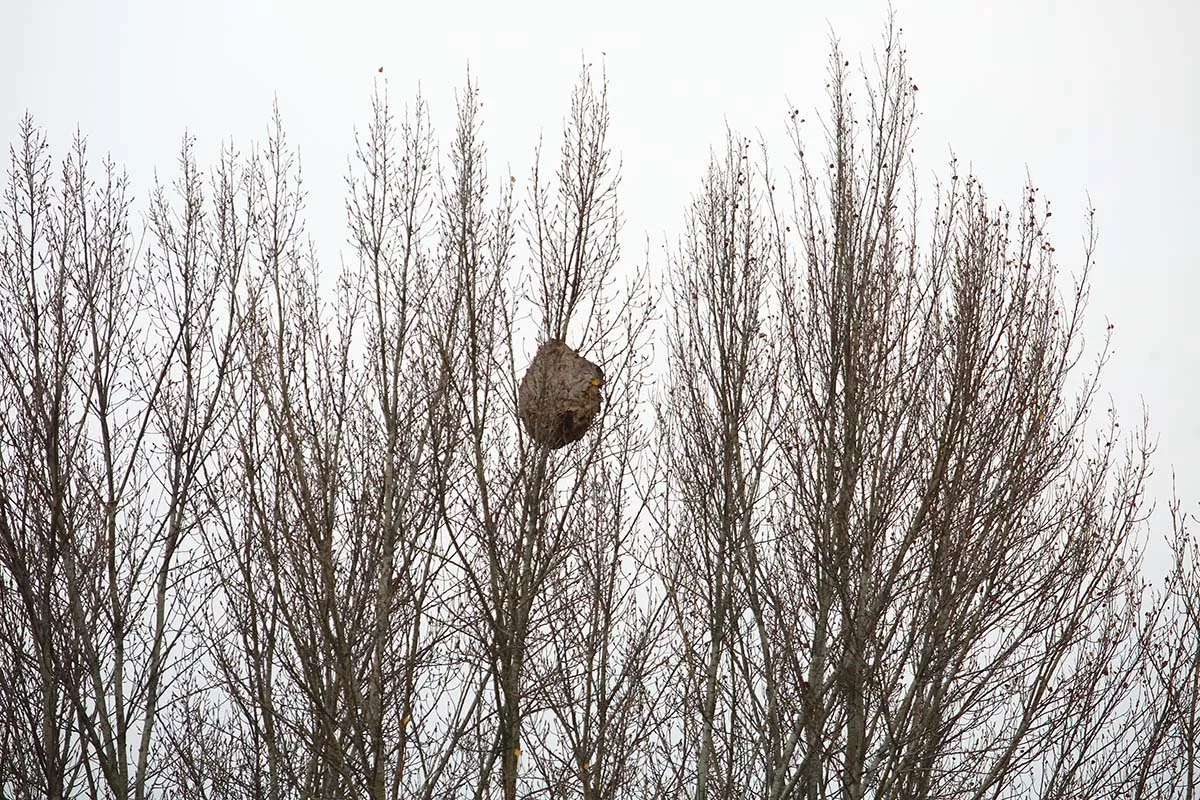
[{"xmin": 518, "ymin": 339, "xmax": 604, "ymax": 449}]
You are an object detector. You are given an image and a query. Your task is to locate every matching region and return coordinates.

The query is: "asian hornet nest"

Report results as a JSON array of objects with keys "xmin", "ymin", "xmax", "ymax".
[{"xmin": 518, "ymin": 339, "xmax": 604, "ymax": 449}]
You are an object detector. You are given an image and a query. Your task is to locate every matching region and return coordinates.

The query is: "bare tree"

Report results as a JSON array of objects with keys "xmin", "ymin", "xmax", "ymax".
[
  {"xmin": 518, "ymin": 73, "xmax": 665, "ymax": 800},
  {"xmin": 430, "ymin": 65, "xmax": 660, "ymax": 800},
  {"xmin": 654, "ymin": 128, "xmax": 787, "ymax": 800},
  {"xmin": 657, "ymin": 24, "xmax": 1156, "ymax": 800},
  {"xmin": 1120, "ymin": 492, "xmax": 1200, "ymax": 799},
  {"xmin": 0, "ymin": 118, "xmax": 237, "ymax": 800},
  {"xmin": 165, "ymin": 91, "xmax": 463, "ymax": 800}
]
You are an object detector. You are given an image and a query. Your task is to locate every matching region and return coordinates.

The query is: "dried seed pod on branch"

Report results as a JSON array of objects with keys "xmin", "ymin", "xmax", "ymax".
[{"xmin": 518, "ymin": 339, "xmax": 604, "ymax": 448}]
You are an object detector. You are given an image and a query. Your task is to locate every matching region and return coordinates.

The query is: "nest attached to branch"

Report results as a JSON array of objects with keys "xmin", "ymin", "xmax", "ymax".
[{"xmin": 518, "ymin": 339, "xmax": 604, "ymax": 449}]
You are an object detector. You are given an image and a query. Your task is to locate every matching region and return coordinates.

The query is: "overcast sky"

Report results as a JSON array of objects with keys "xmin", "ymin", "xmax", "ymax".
[{"xmin": 3, "ymin": 0, "xmax": 1197, "ymax": 545}]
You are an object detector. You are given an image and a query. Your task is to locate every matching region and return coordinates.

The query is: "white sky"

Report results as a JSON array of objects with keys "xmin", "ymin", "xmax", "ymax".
[{"xmin": 3, "ymin": 0, "xmax": 1197, "ymax": 545}]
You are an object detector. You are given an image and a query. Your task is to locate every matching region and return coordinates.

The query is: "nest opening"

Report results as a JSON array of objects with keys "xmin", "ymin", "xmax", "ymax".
[{"xmin": 518, "ymin": 339, "xmax": 604, "ymax": 449}]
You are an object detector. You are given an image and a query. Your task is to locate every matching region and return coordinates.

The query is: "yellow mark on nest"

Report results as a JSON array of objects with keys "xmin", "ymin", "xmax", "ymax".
[
  {"xmin": 590, "ymin": 377, "xmax": 602, "ymax": 387},
  {"xmin": 514, "ymin": 747, "xmax": 522, "ymax": 758}
]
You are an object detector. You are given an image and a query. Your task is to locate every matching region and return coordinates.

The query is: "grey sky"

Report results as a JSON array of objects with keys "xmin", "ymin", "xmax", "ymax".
[{"xmin": 3, "ymin": 0, "xmax": 1197, "ymax": 537}]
